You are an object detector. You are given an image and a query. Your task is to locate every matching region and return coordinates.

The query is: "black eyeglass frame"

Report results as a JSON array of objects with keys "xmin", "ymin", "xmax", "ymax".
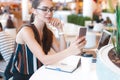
[{"xmin": 37, "ymin": 7, "xmax": 56, "ymax": 13}]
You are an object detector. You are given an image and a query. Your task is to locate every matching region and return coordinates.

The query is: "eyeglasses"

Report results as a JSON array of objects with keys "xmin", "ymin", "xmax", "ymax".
[{"xmin": 37, "ymin": 7, "xmax": 56, "ymax": 13}]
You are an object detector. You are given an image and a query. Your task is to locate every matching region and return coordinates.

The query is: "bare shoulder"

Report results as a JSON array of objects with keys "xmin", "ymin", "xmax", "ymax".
[{"xmin": 16, "ymin": 26, "xmax": 35, "ymax": 44}]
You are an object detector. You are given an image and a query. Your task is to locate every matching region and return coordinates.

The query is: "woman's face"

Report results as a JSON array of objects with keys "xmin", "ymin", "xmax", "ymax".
[{"xmin": 35, "ymin": 0, "xmax": 54, "ymax": 23}]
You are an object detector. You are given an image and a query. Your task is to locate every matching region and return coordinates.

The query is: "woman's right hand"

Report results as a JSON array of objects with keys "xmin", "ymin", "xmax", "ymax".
[{"xmin": 67, "ymin": 36, "xmax": 86, "ymax": 55}]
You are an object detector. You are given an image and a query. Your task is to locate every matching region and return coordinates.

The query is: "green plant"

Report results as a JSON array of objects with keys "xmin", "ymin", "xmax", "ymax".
[
  {"xmin": 112, "ymin": 3, "xmax": 120, "ymax": 58},
  {"xmin": 67, "ymin": 14, "xmax": 91, "ymax": 26}
]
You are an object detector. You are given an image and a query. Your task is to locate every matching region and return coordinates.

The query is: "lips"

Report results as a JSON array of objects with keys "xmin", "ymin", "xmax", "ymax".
[
  {"xmin": 45, "ymin": 17, "xmax": 52, "ymax": 21},
  {"xmin": 46, "ymin": 17, "xmax": 51, "ymax": 19}
]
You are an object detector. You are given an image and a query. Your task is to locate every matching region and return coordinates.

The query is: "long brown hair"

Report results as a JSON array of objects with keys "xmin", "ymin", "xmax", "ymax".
[
  {"xmin": 0, "ymin": 22, "xmax": 3, "ymax": 31},
  {"xmin": 29, "ymin": 0, "xmax": 53, "ymax": 54}
]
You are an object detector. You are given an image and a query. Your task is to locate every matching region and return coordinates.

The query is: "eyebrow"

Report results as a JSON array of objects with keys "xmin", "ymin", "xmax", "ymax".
[{"xmin": 38, "ymin": 6, "xmax": 54, "ymax": 9}]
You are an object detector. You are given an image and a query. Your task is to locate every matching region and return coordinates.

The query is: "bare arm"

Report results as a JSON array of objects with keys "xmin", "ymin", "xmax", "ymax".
[
  {"xmin": 49, "ymin": 18, "xmax": 67, "ymax": 52},
  {"xmin": 20, "ymin": 27, "xmax": 86, "ymax": 65},
  {"xmin": 52, "ymin": 33, "xmax": 66, "ymax": 52}
]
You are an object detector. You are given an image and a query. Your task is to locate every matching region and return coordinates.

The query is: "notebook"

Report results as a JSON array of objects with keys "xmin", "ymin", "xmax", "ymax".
[{"xmin": 45, "ymin": 55, "xmax": 81, "ymax": 73}]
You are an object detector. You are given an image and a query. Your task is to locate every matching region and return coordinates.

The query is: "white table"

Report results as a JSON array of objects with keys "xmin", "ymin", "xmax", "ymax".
[{"xmin": 30, "ymin": 63, "xmax": 98, "ymax": 80}]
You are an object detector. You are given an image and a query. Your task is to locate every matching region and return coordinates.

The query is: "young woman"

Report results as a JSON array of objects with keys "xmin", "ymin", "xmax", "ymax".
[{"xmin": 9, "ymin": 0, "xmax": 86, "ymax": 80}]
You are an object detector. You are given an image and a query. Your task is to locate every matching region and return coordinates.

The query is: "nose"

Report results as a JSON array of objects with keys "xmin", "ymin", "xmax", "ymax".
[
  {"xmin": 47, "ymin": 10, "xmax": 53, "ymax": 15},
  {"xmin": 47, "ymin": 9, "xmax": 52, "ymax": 13}
]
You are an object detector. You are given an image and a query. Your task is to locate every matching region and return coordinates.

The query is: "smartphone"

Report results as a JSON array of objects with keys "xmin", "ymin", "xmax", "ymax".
[{"xmin": 79, "ymin": 27, "xmax": 87, "ymax": 38}]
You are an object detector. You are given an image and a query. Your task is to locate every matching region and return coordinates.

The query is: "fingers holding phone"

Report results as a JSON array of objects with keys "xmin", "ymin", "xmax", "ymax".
[
  {"xmin": 78, "ymin": 27, "xmax": 87, "ymax": 52},
  {"xmin": 69, "ymin": 37, "xmax": 86, "ymax": 55},
  {"xmin": 77, "ymin": 36, "xmax": 86, "ymax": 48},
  {"xmin": 67, "ymin": 27, "xmax": 87, "ymax": 55},
  {"xmin": 72, "ymin": 27, "xmax": 87, "ymax": 46}
]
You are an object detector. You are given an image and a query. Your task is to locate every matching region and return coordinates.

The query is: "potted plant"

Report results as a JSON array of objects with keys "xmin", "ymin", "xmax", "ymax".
[
  {"xmin": 67, "ymin": 14, "xmax": 91, "ymax": 26},
  {"xmin": 96, "ymin": 2, "xmax": 120, "ymax": 80},
  {"xmin": 112, "ymin": 2, "xmax": 120, "ymax": 59}
]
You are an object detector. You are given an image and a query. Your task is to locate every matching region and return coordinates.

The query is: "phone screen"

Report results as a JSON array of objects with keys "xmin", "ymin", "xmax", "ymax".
[
  {"xmin": 97, "ymin": 30, "xmax": 111, "ymax": 50},
  {"xmin": 79, "ymin": 27, "xmax": 87, "ymax": 38}
]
